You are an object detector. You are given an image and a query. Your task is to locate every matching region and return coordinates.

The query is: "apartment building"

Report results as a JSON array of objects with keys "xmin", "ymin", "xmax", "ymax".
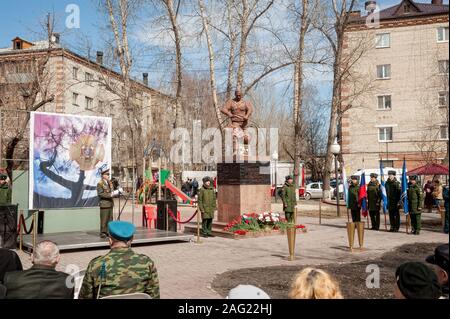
[{"xmin": 341, "ymin": 0, "xmax": 449, "ymax": 172}]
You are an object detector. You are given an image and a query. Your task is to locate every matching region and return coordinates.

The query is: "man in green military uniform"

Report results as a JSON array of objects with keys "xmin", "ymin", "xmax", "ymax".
[
  {"xmin": 386, "ymin": 170, "xmax": 401, "ymax": 232},
  {"xmin": 408, "ymin": 175, "xmax": 423, "ymax": 235},
  {"xmin": 97, "ymin": 169, "xmax": 116, "ymax": 238},
  {"xmin": 281, "ymin": 175, "xmax": 296, "ymax": 223},
  {"xmin": 367, "ymin": 173, "xmax": 381, "ymax": 230},
  {"xmin": 78, "ymin": 221, "xmax": 160, "ymax": 299},
  {"xmin": 348, "ymin": 175, "xmax": 360, "ymax": 222},
  {"xmin": 198, "ymin": 176, "xmax": 216, "ymax": 237},
  {"xmin": 0, "ymin": 173, "xmax": 12, "ymax": 205}
]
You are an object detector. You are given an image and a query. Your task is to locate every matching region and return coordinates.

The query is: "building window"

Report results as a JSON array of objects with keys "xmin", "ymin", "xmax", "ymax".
[
  {"xmin": 377, "ymin": 64, "xmax": 391, "ymax": 79},
  {"xmin": 438, "ymin": 91, "xmax": 448, "ymax": 107},
  {"xmin": 437, "ymin": 27, "xmax": 449, "ymax": 42},
  {"xmin": 72, "ymin": 67, "xmax": 78, "ymax": 80},
  {"xmin": 375, "ymin": 33, "xmax": 390, "ymax": 48},
  {"xmin": 85, "ymin": 97, "xmax": 93, "ymax": 110},
  {"xmin": 438, "ymin": 60, "xmax": 449, "ymax": 74},
  {"xmin": 85, "ymin": 72, "xmax": 94, "ymax": 85},
  {"xmin": 380, "ymin": 160, "xmax": 394, "ymax": 168},
  {"xmin": 440, "ymin": 125, "xmax": 448, "ymax": 140},
  {"xmin": 72, "ymin": 92, "xmax": 79, "ymax": 106},
  {"xmin": 378, "ymin": 127, "xmax": 393, "ymax": 142},
  {"xmin": 377, "ymin": 95, "xmax": 392, "ymax": 110}
]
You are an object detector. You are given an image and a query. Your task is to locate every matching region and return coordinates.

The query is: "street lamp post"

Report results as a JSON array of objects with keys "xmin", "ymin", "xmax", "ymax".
[
  {"xmin": 272, "ymin": 151, "xmax": 278, "ymax": 203},
  {"xmin": 330, "ymin": 138, "xmax": 341, "ymax": 217}
]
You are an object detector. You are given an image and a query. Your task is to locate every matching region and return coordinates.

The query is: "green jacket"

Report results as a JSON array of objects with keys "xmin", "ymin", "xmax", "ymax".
[
  {"xmin": 97, "ymin": 179, "xmax": 114, "ymax": 209},
  {"xmin": 385, "ymin": 178, "xmax": 401, "ymax": 211},
  {"xmin": 408, "ymin": 183, "xmax": 422, "ymax": 214},
  {"xmin": 0, "ymin": 183, "xmax": 12, "ymax": 205},
  {"xmin": 78, "ymin": 247, "xmax": 160, "ymax": 299},
  {"xmin": 281, "ymin": 182, "xmax": 297, "ymax": 213},
  {"xmin": 367, "ymin": 181, "xmax": 381, "ymax": 211},
  {"xmin": 198, "ymin": 185, "xmax": 216, "ymax": 219},
  {"xmin": 348, "ymin": 183, "xmax": 360, "ymax": 211}
]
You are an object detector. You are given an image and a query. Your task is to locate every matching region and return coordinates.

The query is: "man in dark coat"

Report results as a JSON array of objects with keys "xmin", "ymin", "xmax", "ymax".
[
  {"xmin": 386, "ymin": 170, "xmax": 401, "ymax": 232},
  {"xmin": 408, "ymin": 175, "xmax": 423, "ymax": 235},
  {"xmin": 3, "ymin": 241, "xmax": 73, "ymax": 299},
  {"xmin": 281, "ymin": 175, "xmax": 297, "ymax": 223},
  {"xmin": 367, "ymin": 173, "xmax": 381, "ymax": 230},
  {"xmin": 348, "ymin": 175, "xmax": 360, "ymax": 222},
  {"xmin": 0, "ymin": 248, "xmax": 22, "ymax": 284},
  {"xmin": 198, "ymin": 177, "xmax": 216, "ymax": 237}
]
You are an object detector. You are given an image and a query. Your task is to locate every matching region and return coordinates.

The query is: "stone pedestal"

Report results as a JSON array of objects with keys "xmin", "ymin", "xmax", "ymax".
[{"xmin": 217, "ymin": 160, "xmax": 271, "ymax": 223}]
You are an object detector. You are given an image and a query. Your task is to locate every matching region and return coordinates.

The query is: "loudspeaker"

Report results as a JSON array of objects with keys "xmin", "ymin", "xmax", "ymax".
[
  {"xmin": 156, "ymin": 200, "xmax": 177, "ymax": 232},
  {"xmin": 0, "ymin": 205, "xmax": 18, "ymax": 249}
]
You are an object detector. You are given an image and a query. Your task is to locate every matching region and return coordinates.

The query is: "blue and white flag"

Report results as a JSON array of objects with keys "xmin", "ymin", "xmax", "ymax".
[
  {"xmin": 380, "ymin": 161, "xmax": 388, "ymax": 214},
  {"xmin": 400, "ymin": 158, "xmax": 409, "ymax": 215}
]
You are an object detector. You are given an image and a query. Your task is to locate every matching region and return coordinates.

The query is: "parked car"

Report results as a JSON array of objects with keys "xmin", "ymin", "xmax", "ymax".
[{"xmin": 304, "ymin": 182, "xmax": 324, "ymax": 200}]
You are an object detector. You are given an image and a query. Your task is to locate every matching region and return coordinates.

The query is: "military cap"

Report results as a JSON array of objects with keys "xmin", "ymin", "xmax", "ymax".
[
  {"xmin": 285, "ymin": 175, "xmax": 293, "ymax": 181},
  {"xmin": 426, "ymin": 244, "xmax": 449, "ymax": 273},
  {"xmin": 409, "ymin": 175, "xmax": 418, "ymax": 181},
  {"xmin": 0, "ymin": 173, "xmax": 7, "ymax": 180},
  {"xmin": 108, "ymin": 221, "xmax": 136, "ymax": 241},
  {"xmin": 388, "ymin": 170, "xmax": 396, "ymax": 176},
  {"xmin": 202, "ymin": 176, "xmax": 211, "ymax": 183},
  {"xmin": 395, "ymin": 262, "xmax": 441, "ymax": 299},
  {"xmin": 370, "ymin": 173, "xmax": 378, "ymax": 178},
  {"xmin": 350, "ymin": 175, "xmax": 359, "ymax": 180},
  {"xmin": 101, "ymin": 168, "xmax": 110, "ymax": 175}
]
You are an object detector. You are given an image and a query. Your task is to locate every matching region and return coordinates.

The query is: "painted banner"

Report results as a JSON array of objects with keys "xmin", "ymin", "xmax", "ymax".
[{"xmin": 29, "ymin": 112, "xmax": 112, "ymax": 209}]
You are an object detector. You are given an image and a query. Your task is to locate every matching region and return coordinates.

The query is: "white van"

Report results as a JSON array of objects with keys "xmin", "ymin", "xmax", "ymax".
[{"xmin": 351, "ymin": 167, "xmax": 404, "ymax": 184}]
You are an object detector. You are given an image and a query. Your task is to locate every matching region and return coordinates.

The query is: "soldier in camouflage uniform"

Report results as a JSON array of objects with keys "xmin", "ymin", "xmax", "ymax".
[
  {"xmin": 281, "ymin": 175, "xmax": 297, "ymax": 223},
  {"xmin": 348, "ymin": 175, "xmax": 360, "ymax": 222},
  {"xmin": 408, "ymin": 175, "xmax": 423, "ymax": 235},
  {"xmin": 97, "ymin": 169, "xmax": 115, "ymax": 238},
  {"xmin": 386, "ymin": 170, "xmax": 401, "ymax": 232},
  {"xmin": 78, "ymin": 221, "xmax": 160, "ymax": 299},
  {"xmin": 198, "ymin": 176, "xmax": 216, "ymax": 237},
  {"xmin": 0, "ymin": 173, "xmax": 12, "ymax": 205},
  {"xmin": 367, "ymin": 173, "xmax": 381, "ymax": 230}
]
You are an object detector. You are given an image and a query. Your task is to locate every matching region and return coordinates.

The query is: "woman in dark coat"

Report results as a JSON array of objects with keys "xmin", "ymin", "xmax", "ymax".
[{"xmin": 423, "ymin": 180, "xmax": 434, "ymax": 213}]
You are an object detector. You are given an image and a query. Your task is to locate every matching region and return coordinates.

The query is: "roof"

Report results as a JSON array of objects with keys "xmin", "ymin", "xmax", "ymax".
[
  {"xmin": 349, "ymin": 0, "xmax": 449, "ymax": 24},
  {"xmin": 407, "ymin": 163, "xmax": 449, "ymax": 176}
]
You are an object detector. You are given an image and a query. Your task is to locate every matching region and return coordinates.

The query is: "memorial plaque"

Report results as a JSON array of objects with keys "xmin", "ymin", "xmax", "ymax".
[{"xmin": 217, "ymin": 162, "xmax": 270, "ymax": 185}]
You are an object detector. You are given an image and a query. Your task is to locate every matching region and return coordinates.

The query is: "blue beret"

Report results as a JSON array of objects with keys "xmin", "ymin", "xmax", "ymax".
[{"xmin": 108, "ymin": 221, "xmax": 135, "ymax": 241}]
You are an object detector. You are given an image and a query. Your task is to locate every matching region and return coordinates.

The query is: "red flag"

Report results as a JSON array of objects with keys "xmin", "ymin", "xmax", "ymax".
[{"xmin": 358, "ymin": 172, "xmax": 368, "ymax": 217}]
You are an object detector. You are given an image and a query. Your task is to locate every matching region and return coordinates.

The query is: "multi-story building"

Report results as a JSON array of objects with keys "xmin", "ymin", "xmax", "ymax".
[
  {"xmin": 341, "ymin": 0, "xmax": 449, "ymax": 172},
  {"xmin": 0, "ymin": 35, "xmax": 175, "ymax": 185}
]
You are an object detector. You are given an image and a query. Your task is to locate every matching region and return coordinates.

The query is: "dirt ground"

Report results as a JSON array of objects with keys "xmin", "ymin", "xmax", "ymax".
[{"xmin": 211, "ymin": 241, "xmax": 446, "ymax": 299}]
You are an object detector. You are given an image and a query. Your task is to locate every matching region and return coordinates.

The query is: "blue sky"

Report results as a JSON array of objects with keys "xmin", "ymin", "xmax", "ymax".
[{"xmin": 1, "ymin": 0, "xmax": 448, "ymax": 102}]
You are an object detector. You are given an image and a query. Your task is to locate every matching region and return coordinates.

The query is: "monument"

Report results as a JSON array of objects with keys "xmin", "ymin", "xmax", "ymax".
[{"xmin": 217, "ymin": 88, "xmax": 271, "ymax": 224}]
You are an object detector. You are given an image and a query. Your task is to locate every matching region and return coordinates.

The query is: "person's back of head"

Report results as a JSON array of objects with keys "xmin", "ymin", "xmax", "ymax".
[
  {"xmin": 227, "ymin": 285, "xmax": 270, "ymax": 299},
  {"xmin": 395, "ymin": 262, "xmax": 442, "ymax": 299},
  {"xmin": 32, "ymin": 241, "xmax": 60, "ymax": 268},
  {"xmin": 289, "ymin": 268, "xmax": 343, "ymax": 299}
]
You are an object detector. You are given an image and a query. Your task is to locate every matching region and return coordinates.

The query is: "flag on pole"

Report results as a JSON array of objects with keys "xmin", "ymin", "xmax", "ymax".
[
  {"xmin": 380, "ymin": 161, "xmax": 388, "ymax": 214},
  {"xmin": 400, "ymin": 158, "xmax": 409, "ymax": 215},
  {"xmin": 341, "ymin": 163, "xmax": 349, "ymax": 207},
  {"xmin": 358, "ymin": 171, "xmax": 368, "ymax": 217}
]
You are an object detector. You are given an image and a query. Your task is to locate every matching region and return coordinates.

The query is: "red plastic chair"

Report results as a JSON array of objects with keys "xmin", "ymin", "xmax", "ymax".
[{"xmin": 144, "ymin": 205, "xmax": 157, "ymax": 229}]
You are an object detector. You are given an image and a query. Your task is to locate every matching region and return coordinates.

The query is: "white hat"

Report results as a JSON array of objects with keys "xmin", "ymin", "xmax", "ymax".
[{"xmin": 227, "ymin": 285, "xmax": 270, "ymax": 299}]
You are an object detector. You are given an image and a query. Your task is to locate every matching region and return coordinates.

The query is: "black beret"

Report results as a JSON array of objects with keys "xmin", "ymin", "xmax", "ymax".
[
  {"xmin": 202, "ymin": 176, "xmax": 211, "ymax": 183},
  {"xmin": 285, "ymin": 175, "xmax": 293, "ymax": 181},
  {"xmin": 370, "ymin": 173, "xmax": 378, "ymax": 178},
  {"xmin": 388, "ymin": 170, "xmax": 396, "ymax": 175},
  {"xmin": 396, "ymin": 262, "xmax": 441, "ymax": 299},
  {"xmin": 409, "ymin": 175, "xmax": 417, "ymax": 181},
  {"xmin": 426, "ymin": 244, "xmax": 449, "ymax": 273}
]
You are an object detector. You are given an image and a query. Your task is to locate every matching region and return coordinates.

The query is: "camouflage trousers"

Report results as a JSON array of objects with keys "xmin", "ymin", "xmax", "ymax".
[
  {"xmin": 389, "ymin": 208, "xmax": 400, "ymax": 231},
  {"xmin": 284, "ymin": 212, "xmax": 294, "ymax": 223},
  {"xmin": 351, "ymin": 209, "xmax": 361, "ymax": 222},
  {"xmin": 410, "ymin": 213, "xmax": 421, "ymax": 234},
  {"xmin": 369, "ymin": 210, "xmax": 380, "ymax": 230},
  {"xmin": 201, "ymin": 218, "xmax": 212, "ymax": 235},
  {"xmin": 100, "ymin": 207, "xmax": 114, "ymax": 235}
]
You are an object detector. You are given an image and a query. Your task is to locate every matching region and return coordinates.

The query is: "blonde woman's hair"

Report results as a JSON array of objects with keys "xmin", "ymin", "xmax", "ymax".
[{"xmin": 288, "ymin": 268, "xmax": 343, "ymax": 299}]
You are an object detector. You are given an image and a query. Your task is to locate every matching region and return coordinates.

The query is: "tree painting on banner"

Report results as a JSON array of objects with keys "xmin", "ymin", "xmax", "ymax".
[{"xmin": 29, "ymin": 112, "xmax": 112, "ymax": 209}]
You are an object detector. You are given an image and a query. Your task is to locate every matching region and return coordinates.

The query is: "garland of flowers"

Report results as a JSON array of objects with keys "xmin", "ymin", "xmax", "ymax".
[{"xmin": 224, "ymin": 212, "xmax": 306, "ymax": 235}]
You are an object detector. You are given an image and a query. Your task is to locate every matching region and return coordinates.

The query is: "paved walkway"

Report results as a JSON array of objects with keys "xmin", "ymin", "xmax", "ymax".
[{"xmin": 16, "ymin": 204, "xmax": 448, "ymax": 298}]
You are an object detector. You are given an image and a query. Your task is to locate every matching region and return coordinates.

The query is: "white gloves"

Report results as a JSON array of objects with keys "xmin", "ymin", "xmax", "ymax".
[
  {"xmin": 112, "ymin": 190, "xmax": 120, "ymax": 197},
  {"xmin": 118, "ymin": 187, "xmax": 124, "ymax": 193}
]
